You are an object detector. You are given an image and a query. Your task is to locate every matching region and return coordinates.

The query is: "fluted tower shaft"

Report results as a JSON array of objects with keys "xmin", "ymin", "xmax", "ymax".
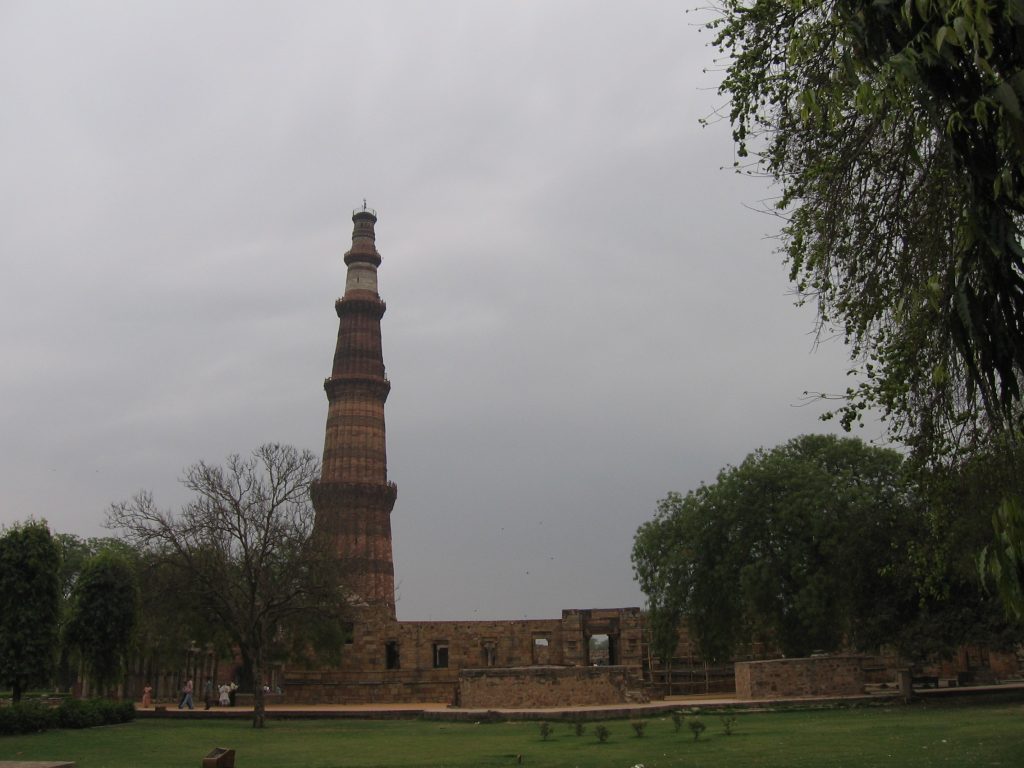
[{"xmin": 312, "ymin": 208, "xmax": 397, "ymax": 617}]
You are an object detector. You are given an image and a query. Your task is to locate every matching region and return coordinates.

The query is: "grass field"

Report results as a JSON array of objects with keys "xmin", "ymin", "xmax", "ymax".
[{"xmin": 1, "ymin": 702, "xmax": 1022, "ymax": 768}]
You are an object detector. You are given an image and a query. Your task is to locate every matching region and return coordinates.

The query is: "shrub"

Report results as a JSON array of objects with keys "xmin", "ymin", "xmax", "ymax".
[
  {"xmin": 671, "ymin": 710, "xmax": 684, "ymax": 732},
  {"xmin": 57, "ymin": 698, "xmax": 132, "ymax": 729},
  {"xmin": 721, "ymin": 715, "xmax": 737, "ymax": 735},
  {"xmin": 595, "ymin": 724, "xmax": 610, "ymax": 742},
  {"xmin": 573, "ymin": 720, "xmax": 586, "ymax": 737},
  {"xmin": 538, "ymin": 721, "xmax": 552, "ymax": 740},
  {"xmin": 0, "ymin": 698, "xmax": 132, "ymax": 735},
  {"xmin": 688, "ymin": 719, "xmax": 706, "ymax": 741},
  {"xmin": 0, "ymin": 702, "xmax": 55, "ymax": 735},
  {"xmin": 631, "ymin": 719, "xmax": 647, "ymax": 737},
  {"xmin": 58, "ymin": 698, "xmax": 102, "ymax": 729}
]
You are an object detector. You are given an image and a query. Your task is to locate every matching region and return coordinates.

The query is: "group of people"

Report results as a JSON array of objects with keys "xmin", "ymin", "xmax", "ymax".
[
  {"xmin": 137, "ymin": 678, "xmax": 239, "ymax": 709},
  {"xmin": 139, "ymin": 678, "xmax": 283, "ymax": 709},
  {"xmin": 174, "ymin": 678, "xmax": 238, "ymax": 709}
]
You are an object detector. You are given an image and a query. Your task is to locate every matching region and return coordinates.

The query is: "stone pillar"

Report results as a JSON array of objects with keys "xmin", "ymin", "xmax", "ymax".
[{"xmin": 312, "ymin": 206, "xmax": 398, "ymax": 618}]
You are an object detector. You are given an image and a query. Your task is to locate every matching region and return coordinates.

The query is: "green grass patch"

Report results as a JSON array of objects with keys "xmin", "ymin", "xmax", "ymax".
[{"xmin": 0, "ymin": 702, "xmax": 1021, "ymax": 767}]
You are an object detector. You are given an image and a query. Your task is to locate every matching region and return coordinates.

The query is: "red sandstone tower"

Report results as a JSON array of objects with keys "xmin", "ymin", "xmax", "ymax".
[{"xmin": 312, "ymin": 206, "xmax": 398, "ymax": 618}]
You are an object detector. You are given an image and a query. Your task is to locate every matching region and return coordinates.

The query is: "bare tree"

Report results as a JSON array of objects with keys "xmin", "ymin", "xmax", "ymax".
[{"xmin": 108, "ymin": 444, "xmax": 350, "ymax": 727}]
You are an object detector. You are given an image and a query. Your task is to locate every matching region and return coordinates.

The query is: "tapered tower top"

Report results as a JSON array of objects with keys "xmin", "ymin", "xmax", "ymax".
[
  {"xmin": 343, "ymin": 204, "xmax": 383, "ymax": 296},
  {"xmin": 345, "ymin": 203, "xmax": 381, "ymax": 268}
]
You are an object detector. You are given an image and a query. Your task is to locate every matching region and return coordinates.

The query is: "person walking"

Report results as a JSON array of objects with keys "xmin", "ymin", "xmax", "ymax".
[
  {"xmin": 178, "ymin": 679, "xmax": 194, "ymax": 710},
  {"xmin": 203, "ymin": 677, "xmax": 214, "ymax": 710}
]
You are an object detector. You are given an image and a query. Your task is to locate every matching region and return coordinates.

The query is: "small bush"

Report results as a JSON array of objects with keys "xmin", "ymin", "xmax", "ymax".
[
  {"xmin": 538, "ymin": 721, "xmax": 552, "ymax": 740},
  {"xmin": 0, "ymin": 698, "xmax": 131, "ymax": 735},
  {"xmin": 573, "ymin": 720, "xmax": 586, "ymax": 737},
  {"xmin": 0, "ymin": 702, "xmax": 55, "ymax": 735},
  {"xmin": 631, "ymin": 719, "xmax": 647, "ymax": 737},
  {"xmin": 688, "ymin": 718, "xmax": 706, "ymax": 741},
  {"xmin": 671, "ymin": 710, "xmax": 684, "ymax": 732},
  {"xmin": 595, "ymin": 724, "xmax": 610, "ymax": 742},
  {"xmin": 57, "ymin": 698, "xmax": 133, "ymax": 729},
  {"xmin": 721, "ymin": 715, "xmax": 737, "ymax": 735},
  {"xmin": 58, "ymin": 698, "xmax": 102, "ymax": 729}
]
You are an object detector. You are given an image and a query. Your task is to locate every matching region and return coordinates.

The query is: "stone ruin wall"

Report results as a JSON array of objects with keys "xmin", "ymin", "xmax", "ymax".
[
  {"xmin": 285, "ymin": 607, "xmax": 645, "ymax": 704},
  {"xmin": 735, "ymin": 656, "xmax": 868, "ymax": 699},
  {"xmin": 459, "ymin": 665, "xmax": 646, "ymax": 708}
]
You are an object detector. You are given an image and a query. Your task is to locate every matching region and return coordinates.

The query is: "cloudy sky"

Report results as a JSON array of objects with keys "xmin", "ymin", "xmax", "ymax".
[{"xmin": 1, "ymin": 2, "xmax": 882, "ymax": 620}]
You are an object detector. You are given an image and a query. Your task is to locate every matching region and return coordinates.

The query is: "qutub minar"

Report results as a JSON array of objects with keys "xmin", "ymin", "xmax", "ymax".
[{"xmin": 311, "ymin": 205, "xmax": 398, "ymax": 619}]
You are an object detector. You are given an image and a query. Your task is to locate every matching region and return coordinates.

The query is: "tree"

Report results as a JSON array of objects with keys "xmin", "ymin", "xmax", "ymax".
[
  {"xmin": 645, "ymin": 604, "xmax": 683, "ymax": 694},
  {"xmin": 633, "ymin": 435, "xmax": 921, "ymax": 660},
  {"xmin": 709, "ymin": 0, "xmax": 1024, "ymax": 611},
  {"xmin": 65, "ymin": 550, "xmax": 139, "ymax": 697},
  {"xmin": 107, "ymin": 443, "xmax": 351, "ymax": 728},
  {"xmin": 0, "ymin": 520, "xmax": 61, "ymax": 702},
  {"xmin": 54, "ymin": 534, "xmax": 138, "ymax": 692}
]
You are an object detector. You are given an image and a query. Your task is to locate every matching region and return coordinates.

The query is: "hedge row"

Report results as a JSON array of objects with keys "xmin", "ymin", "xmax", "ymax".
[{"xmin": 0, "ymin": 698, "xmax": 135, "ymax": 735}]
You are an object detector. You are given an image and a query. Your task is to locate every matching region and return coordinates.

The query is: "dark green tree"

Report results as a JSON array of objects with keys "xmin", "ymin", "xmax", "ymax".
[
  {"xmin": 0, "ymin": 520, "xmax": 61, "ymax": 702},
  {"xmin": 107, "ymin": 443, "xmax": 351, "ymax": 728},
  {"xmin": 709, "ymin": 0, "xmax": 1024, "ymax": 613},
  {"xmin": 645, "ymin": 604, "xmax": 684, "ymax": 694},
  {"xmin": 65, "ymin": 550, "xmax": 139, "ymax": 697},
  {"xmin": 54, "ymin": 534, "xmax": 137, "ymax": 692},
  {"xmin": 633, "ymin": 435, "xmax": 920, "ymax": 659}
]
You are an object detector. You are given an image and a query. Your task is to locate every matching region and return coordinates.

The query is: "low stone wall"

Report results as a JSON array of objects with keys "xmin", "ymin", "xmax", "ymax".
[
  {"xmin": 458, "ymin": 665, "xmax": 646, "ymax": 708},
  {"xmin": 286, "ymin": 669, "xmax": 459, "ymax": 705},
  {"xmin": 735, "ymin": 656, "xmax": 867, "ymax": 699}
]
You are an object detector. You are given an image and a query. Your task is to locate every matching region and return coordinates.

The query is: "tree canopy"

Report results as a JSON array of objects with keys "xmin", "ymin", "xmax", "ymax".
[
  {"xmin": 0, "ymin": 520, "xmax": 61, "ymax": 702},
  {"xmin": 709, "ymin": 0, "xmax": 1024, "ymax": 613},
  {"xmin": 633, "ymin": 434, "xmax": 1021, "ymax": 661},
  {"xmin": 711, "ymin": 0, "xmax": 1023, "ymax": 451},
  {"xmin": 633, "ymin": 435, "xmax": 917, "ymax": 660},
  {"xmin": 107, "ymin": 443, "xmax": 350, "ymax": 728},
  {"xmin": 65, "ymin": 550, "xmax": 139, "ymax": 696}
]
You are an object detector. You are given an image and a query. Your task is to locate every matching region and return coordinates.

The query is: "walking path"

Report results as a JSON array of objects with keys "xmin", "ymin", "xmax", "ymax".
[{"xmin": 137, "ymin": 682, "xmax": 1024, "ymax": 721}]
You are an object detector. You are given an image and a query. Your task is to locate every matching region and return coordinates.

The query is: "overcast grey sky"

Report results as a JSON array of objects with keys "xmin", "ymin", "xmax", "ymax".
[{"xmin": 1, "ymin": 1, "xmax": 881, "ymax": 620}]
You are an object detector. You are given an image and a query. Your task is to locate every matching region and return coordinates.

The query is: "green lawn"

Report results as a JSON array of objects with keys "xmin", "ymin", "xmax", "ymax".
[{"xmin": 1, "ymin": 703, "xmax": 1021, "ymax": 768}]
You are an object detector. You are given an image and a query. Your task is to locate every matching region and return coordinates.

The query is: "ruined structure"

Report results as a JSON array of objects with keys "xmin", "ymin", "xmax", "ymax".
[{"xmin": 288, "ymin": 208, "xmax": 647, "ymax": 705}]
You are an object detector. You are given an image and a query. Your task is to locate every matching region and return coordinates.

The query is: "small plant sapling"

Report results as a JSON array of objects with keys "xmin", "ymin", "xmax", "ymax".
[
  {"xmin": 573, "ymin": 720, "xmax": 586, "ymax": 737},
  {"xmin": 671, "ymin": 710, "xmax": 684, "ymax": 732},
  {"xmin": 595, "ymin": 724, "xmax": 610, "ymax": 742},
  {"xmin": 631, "ymin": 720, "xmax": 647, "ymax": 737},
  {"xmin": 721, "ymin": 715, "xmax": 737, "ymax": 735},
  {"xmin": 538, "ymin": 721, "xmax": 552, "ymax": 740},
  {"xmin": 688, "ymin": 719, "xmax": 706, "ymax": 741}
]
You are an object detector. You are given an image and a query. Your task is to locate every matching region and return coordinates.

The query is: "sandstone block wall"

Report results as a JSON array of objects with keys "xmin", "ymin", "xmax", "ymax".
[
  {"xmin": 735, "ymin": 656, "xmax": 867, "ymax": 699},
  {"xmin": 459, "ymin": 665, "xmax": 642, "ymax": 708},
  {"xmin": 284, "ymin": 606, "xmax": 646, "ymax": 705}
]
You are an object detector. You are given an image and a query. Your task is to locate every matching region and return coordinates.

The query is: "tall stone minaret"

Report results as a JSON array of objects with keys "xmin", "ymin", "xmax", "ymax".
[{"xmin": 312, "ymin": 205, "xmax": 397, "ymax": 618}]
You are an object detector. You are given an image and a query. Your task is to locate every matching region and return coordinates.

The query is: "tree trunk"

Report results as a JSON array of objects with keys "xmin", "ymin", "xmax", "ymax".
[
  {"xmin": 12, "ymin": 678, "xmax": 23, "ymax": 704},
  {"xmin": 251, "ymin": 658, "xmax": 265, "ymax": 728}
]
